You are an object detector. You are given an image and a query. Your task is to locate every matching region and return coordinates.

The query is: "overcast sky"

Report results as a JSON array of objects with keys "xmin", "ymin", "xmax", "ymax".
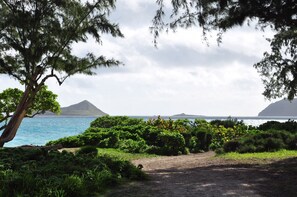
[{"xmin": 0, "ymin": 1, "xmax": 279, "ymax": 116}]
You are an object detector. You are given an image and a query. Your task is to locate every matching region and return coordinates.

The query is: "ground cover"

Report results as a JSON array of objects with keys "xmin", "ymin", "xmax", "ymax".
[
  {"xmin": 0, "ymin": 147, "xmax": 145, "ymax": 197},
  {"xmin": 219, "ymin": 150, "xmax": 297, "ymax": 161},
  {"xmin": 97, "ymin": 148, "xmax": 158, "ymax": 161}
]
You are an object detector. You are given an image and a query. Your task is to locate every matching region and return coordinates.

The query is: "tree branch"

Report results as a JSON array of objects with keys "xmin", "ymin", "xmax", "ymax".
[{"xmin": 50, "ymin": 1, "xmax": 101, "ymax": 71}]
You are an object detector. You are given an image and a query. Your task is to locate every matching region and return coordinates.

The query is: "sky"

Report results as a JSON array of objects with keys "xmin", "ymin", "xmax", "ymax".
[{"xmin": 0, "ymin": 1, "xmax": 279, "ymax": 116}]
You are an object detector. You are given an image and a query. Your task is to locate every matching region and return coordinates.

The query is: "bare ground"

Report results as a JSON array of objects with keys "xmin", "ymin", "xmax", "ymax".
[{"xmin": 104, "ymin": 152, "xmax": 297, "ymax": 197}]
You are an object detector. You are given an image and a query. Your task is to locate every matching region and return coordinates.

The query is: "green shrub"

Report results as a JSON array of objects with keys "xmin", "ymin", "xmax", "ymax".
[
  {"xmin": 237, "ymin": 144, "xmax": 257, "ymax": 153},
  {"xmin": 90, "ymin": 116, "xmax": 144, "ymax": 128},
  {"xmin": 287, "ymin": 135, "xmax": 297, "ymax": 150},
  {"xmin": 263, "ymin": 138, "xmax": 285, "ymax": 152},
  {"xmin": 0, "ymin": 148, "xmax": 145, "ymax": 197},
  {"xmin": 210, "ymin": 117, "xmax": 245, "ymax": 128},
  {"xmin": 76, "ymin": 146, "xmax": 98, "ymax": 156},
  {"xmin": 223, "ymin": 140, "xmax": 241, "ymax": 152},
  {"xmin": 63, "ymin": 175, "xmax": 85, "ymax": 197},
  {"xmin": 195, "ymin": 131, "xmax": 212, "ymax": 151},
  {"xmin": 154, "ymin": 131, "xmax": 186, "ymax": 155},
  {"xmin": 258, "ymin": 120, "xmax": 297, "ymax": 133},
  {"xmin": 47, "ymin": 136, "xmax": 84, "ymax": 147},
  {"xmin": 141, "ymin": 127, "xmax": 161, "ymax": 146},
  {"xmin": 118, "ymin": 139, "xmax": 148, "ymax": 153},
  {"xmin": 223, "ymin": 129, "xmax": 295, "ymax": 153},
  {"xmin": 80, "ymin": 130, "xmax": 120, "ymax": 148}
]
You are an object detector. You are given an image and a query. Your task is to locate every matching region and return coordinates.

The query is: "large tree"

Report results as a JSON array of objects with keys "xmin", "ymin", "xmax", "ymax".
[
  {"xmin": 0, "ymin": 0, "xmax": 123, "ymax": 147},
  {"xmin": 152, "ymin": 0, "xmax": 297, "ymax": 100}
]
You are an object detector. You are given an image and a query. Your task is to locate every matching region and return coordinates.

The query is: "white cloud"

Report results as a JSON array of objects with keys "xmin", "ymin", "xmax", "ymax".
[{"xmin": 1, "ymin": 1, "xmax": 277, "ymax": 116}]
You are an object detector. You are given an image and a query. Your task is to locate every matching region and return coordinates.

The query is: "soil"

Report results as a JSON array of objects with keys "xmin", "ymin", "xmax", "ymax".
[{"xmin": 104, "ymin": 152, "xmax": 297, "ymax": 197}]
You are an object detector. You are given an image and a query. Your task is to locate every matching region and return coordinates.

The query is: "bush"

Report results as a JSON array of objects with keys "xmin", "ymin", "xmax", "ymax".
[
  {"xmin": 223, "ymin": 130, "xmax": 296, "ymax": 153},
  {"xmin": 155, "ymin": 131, "xmax": 186, "ymax": 155},
  {"xmin": 210, "ymin": 117, "xmax": 245, "ymax": 128},
  {"xmin": 76, "ymin": 146, "xmax": 98, "ymax": 156},
  {"xmin": 47, "ymin": 135, "xmax": 84, "ymax": 147},
  {"xmin": 287, "ymin": 135, "xmax": 297, "ymax": 150},
  {"xmin": 0, "ymin": 148, "xmax": 145, "ymax": 197},
  {"xmin": 223, "ymin": 140, "xmax": 241, "ymax": 152},
  {"xmin": 258, "ymin": 120, "xmax": 297, "ymax": 133},
  {"xmin": 63, "ymin": 175, "xmax": 85, "ymax": 197},
  {"xmin": 118, "ymin": 139, "xmax": 148, "ymax": 153},
  {"xmin": 263, "ymin": 138, "xmax": 285, "ymax": 152},
  {"xmin": 80, "ymin": 130, "xmax": 120, "ymax": 148},
  {"xmin": 90, "ymin": 116, "xmax": 144, "ymax": 128}
]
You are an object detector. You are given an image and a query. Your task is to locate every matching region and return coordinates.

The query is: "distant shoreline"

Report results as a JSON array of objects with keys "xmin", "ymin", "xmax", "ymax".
[{"xmin": 35, "ymin": 115, "xmax": 297, "ymax": 120}]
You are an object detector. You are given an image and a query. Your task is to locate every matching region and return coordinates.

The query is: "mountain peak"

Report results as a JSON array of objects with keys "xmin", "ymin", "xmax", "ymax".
[
  {"xmin": 258, "ymin": 99, "xmax": 297, "ymax": 116},
  {"xmin": 60, "ymin": 100, "xmax": 107, "ymax": 116}
]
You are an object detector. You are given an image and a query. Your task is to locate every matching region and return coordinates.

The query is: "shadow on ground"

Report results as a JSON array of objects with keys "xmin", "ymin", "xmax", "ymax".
[{"xmin": 104, "ymin": 157, "xmax": 297, "ymax": 197}]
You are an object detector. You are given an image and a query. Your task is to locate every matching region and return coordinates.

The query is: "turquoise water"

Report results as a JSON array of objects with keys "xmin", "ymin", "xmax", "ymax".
[
  {"xmin": 5, "ymin": 117, "xmax": 96, "ymax": 147},
  {"xmin": 2, "ymin": 116, "xmax": 292, "ymax": 147}
]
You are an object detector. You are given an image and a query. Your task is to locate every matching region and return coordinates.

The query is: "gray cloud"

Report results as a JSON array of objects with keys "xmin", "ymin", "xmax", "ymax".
[{"xmin": 135, "ymin": 43, "xmax": 261, "ymax": 69}]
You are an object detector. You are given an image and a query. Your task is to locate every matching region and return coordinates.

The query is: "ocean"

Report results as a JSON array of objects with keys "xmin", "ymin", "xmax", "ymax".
[
  {"xmin": 3, "ymin": 116, "xmax": 294, "ymax": 147},
  {"xmin": 4, "ymin": 117, "xmax": 96, "ymax": 147}
]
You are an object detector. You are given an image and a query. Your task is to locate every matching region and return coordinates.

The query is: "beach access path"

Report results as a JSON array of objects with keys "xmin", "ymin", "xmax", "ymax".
[{"xmin": 105, "ymin": 151, "xmax": 297, "ymax": 197}]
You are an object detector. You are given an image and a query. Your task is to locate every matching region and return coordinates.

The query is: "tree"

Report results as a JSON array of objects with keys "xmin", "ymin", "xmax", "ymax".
[
  {"xmin": 152, "ymin": 0, "xmax": 297, "ymax": 100},
  {"xmin": 0, "ymin": 0, "xmax": 123, "ymax": 147},
  {"xmin": 0, "ymin": 86, "xmax": 60, "ymax": 131}
]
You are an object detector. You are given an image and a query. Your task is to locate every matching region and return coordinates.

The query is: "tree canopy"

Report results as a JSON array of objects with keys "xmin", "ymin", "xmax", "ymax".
[
  {"xmin": 0, "ymin": 86, "xmax": 60, "ymax": 131},
  {"xmin": 0, "ymin": 0, "xmax": 123, "ymax": 146},
  {"xmin": 152, "ymin": 0, "xmax": 297, "ymax": 100},
  {"xmin": 0, "ymin": 0, "xmax": 123, "ymax": 86}
]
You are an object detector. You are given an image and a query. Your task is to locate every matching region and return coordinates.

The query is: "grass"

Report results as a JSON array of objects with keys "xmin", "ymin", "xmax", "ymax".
[
  {"xmin": 97, "ymin": 148, "xmax": 157, "ymax": 161},
  {"xmin": 219, "ymin": 150, "xmax": 297, "ymax": 160}
]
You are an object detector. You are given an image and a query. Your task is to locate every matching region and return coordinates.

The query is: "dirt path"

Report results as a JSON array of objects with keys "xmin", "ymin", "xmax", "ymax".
[{"xmin": 104, "ymin": 152, "xmax": 297, "ymax": 197}]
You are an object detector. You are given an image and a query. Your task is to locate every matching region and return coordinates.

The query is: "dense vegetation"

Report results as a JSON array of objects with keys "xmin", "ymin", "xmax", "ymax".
[
  {"xmin": 48, "ymin": 116, "xmax": 297, "ymax": 155},
  {"xmin": 224, "ymin": 120, "xmax": 297, "ymax": 153},
  {"xmin": 0, "ymin": 147, "xmax": 145, "ymax": 197}
]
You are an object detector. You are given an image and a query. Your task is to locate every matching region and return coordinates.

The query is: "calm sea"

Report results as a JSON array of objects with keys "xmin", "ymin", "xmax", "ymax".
[{"xmin": 3, "ymin": 116, "xmax": 295, "ymax": 147}]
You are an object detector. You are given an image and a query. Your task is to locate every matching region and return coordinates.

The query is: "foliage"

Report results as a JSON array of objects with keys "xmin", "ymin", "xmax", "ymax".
[
  {"xmin": 0, "ymin": 86, "xmax": 60, "ymax": 131},
  {"xmin": 0, "ymin": 0, "xmax": 123, "ymax": 146},
  {"xmin": 118, "ymin": 139, "xmax": 148, "ymax": 153},
  {"xmin": 153, "ymin": 131, "xmax": 186, "ymax": 155},
  {"xmin": 49, "ymin": 116, "xmax": 297, "ymax": 155},
  {"xmin": 258, "ymin": 120, "xmax": 297, "ymax": 133},
  {"xmin": 152, "ymin": 0, "xmax": 297, "ymax": 100},
  {"xmin": 210, "ymin": 117, "xmax": 246, "ymax": 129},
  {"xmin": 76, "ymin": 146, "xmax": 98, "ymax": 156},
  {"xmin": 49, "ymin": 116, "xmax": 255, "ymax": 155},
  {"xmin": 0, "ymin": 148, "xmax": 145, "ymax": 197},
  {"xmin": 90, "ymin": 116, "xmax": 144, "ymax": 128},
  {"xmin": 96, "ymin": 148, "xmax": 157, "ymax": 161},
  {"xmin": 223, "ymin": 130, "xmax": 297, "ymax": 153},
  {"xmin": 47, "ymin": 135, "xmax": 84, "ymax": 148}
]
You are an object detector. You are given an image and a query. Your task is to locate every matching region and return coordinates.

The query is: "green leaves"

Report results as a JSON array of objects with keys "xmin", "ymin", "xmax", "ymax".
[
  {"xmin": 0, "ymin": 0, "xmax": 122, "ymax": 85},
  {"xmin": 0, "ymin": 88, "xmax": 23, "ymax": 117},
  {"xmin": 254, "ymin": 27, "xmax": 297, "ymax": 100},
  {"xmin": 0, "ymin": 86, "xmax": 60, "ymax": 125}
]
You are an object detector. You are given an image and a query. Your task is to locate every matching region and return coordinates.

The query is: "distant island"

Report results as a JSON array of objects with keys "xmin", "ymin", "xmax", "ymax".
[
  {"xmin": 44, "ymin": 100, "xmax": 108, "ymax": 116},
  {"xmin": 258, "ymin": 99, "xmax": 297, "ymax": 116},
  {"xmin": 171, "ymin": 113, "xmax": 205, "ymax": 118}
]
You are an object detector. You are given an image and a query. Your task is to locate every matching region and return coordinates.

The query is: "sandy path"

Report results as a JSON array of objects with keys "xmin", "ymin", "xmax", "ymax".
[{"xmin": 104, "ymin": 152, "xmax": 297, "ymax": 197}]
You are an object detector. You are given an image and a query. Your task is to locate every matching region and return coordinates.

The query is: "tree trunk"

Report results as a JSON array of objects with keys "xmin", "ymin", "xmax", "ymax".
[{"xmin": 0, "ymin": 85, "xmax": 32, "ymax": 147}]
